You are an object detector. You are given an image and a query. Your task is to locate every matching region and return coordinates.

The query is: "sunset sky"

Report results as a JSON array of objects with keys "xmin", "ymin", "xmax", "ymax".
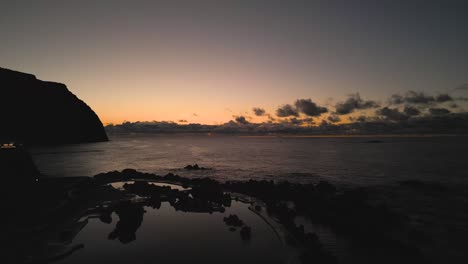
[{"xmin": 1, "ymin": 1, "xmax": 467, "ymax": 125}]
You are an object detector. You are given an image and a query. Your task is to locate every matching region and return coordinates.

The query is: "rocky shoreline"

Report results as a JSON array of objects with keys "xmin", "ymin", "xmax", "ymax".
[
  {"xmin": 94, "ymin": 169, "xmax": 425, "ymax": 263},
  {"xmin": 5, "ymin": 167, "xmax": 431, "ymax": 264}
]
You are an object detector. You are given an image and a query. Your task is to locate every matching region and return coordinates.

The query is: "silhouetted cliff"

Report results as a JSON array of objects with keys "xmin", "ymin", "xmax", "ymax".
[{"xmin": 0, "ymin": 67, "xmax": 108, "ymax": 145}]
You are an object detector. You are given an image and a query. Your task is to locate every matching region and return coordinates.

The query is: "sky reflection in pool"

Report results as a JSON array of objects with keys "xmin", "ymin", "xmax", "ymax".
[{"xmin": 57, "ymin": 199, "xmax": 285, "ymax": 264}]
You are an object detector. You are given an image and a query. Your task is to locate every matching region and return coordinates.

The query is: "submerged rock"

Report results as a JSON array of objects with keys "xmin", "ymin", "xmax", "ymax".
[
  {"xmin": 99, "ymin": 211, "xmax": 112, "ymax": 224},
  {"xmin": 240, "ymin": 226, "xmax": 251, "ymax": 241},
  {"xmin": 223, "ymin": 214, "xmax": 244, "ymax": 227},
  {"xmin": 108, "ymin": 201, "xmax": 146, "ymax": 244}
]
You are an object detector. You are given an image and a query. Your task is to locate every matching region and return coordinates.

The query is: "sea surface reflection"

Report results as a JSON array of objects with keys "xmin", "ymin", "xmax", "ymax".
[{"xmin": 30, "ymin": 134, "xmax": 468, "ymax": 186}]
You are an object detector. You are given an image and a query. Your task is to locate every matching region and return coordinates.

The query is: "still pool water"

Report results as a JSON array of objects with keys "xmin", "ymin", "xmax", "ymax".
[{"xmin": 56, "ymin": 199, "xmax": 286, "ymax": 264}]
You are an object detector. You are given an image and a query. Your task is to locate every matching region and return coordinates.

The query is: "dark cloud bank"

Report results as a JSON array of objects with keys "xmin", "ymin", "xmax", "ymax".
[
  {"xmin": 335, "ymin": 93, "xmax": 379, "ymax": 115},
  {"xmin": 252, "ymin": 107, "xmax": 266, "ymax": 116},
  {"xmin": 107, "ymin": 89, "xmax": 468, "ymax": 135},
  {"xmin": 389, "ymin": 91, "xmax": 454, "ymax": 105},
  {"xmin": 106, "ymin": 112, "xmax": 468, "ymax": 135},
  {"xmin": 276, "ymin": 104, "xmax": 299, "ymax": 117}
]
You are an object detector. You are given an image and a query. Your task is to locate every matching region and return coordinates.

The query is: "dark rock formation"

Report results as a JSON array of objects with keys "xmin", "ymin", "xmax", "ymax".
[
  {"xmin": 240, "ymin": 226, "xmax": 251, "ymax": 241},
  {"xmin": 92, "ymin": 169, "xmax": 427, "ymax": 263},
  {"xmin": 0, "ymin": 145, "xmax": 40, "ymax": 185},
  {"xmin": 223, "ymin": 214, "xmax": 244, "ymax": 227},
  {"xmin": 0, "ymin": 67, "xmax": 108, "ymax": 145},
  {"xmin": 107, "ymin": 201, "xmax": 145, "ymax": 244},
  {"xmin": 184, "ymin": 164, "xmax": 211, "ymax": 170}
]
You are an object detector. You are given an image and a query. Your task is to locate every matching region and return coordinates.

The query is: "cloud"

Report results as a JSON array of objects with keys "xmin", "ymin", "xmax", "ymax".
[
  {"xmin": 288, "ymin": 118, "xmax": 302, "ymax": 125},
  {"xmin": 294, "ymin": 98, "xmax": 328, "ymax": 117},
  {"xmin": 389, "ymin": 94, "xmax": 404, "ymax": 105},
  {"xmin": 252, "ymin": 107, "xmax": 266, "ymax": 116},
  {"xmin": 404, "ymin": 91, "xmax": 435, "ymax": 104},
  {"xmin": 276, "ymin": 104, "xmax": 299, "ymax": 117},
  {"xmin": 335, "ymin": 93, "xmax": 379, "ymax": 115},
  {"xmin": 347, "ymin": 113, "xmax": 468, "ymax": 134},
  {"xmin": 107, "ymin": 121, "xmax": 211, "ymax": 133},
  {"xmin": 435, "ymin": 94, "xmax": 453, "ymax": 103},
  {"xmin": 287, "ymin": 117, "xmax": 314, "ymax": 125},
  {"xmin": 454, "ymin": 84, "xmax": 468, "ymax": 91},
  {"xmin": 274, "ymin": 98, "xmax": 327, "ymax": 118},
  {"xmin": 403, "ymin": 106, "xmax": 421, "ymax": 116},
  {"xmin": 267, "ymin": 114, "xmax": 276, "ymax": 121},
  {"xmin": 327, "ymin": 114, "xmax": 341, "ymax": 123},
  {"xmin": 389, "ymin": 91, "xmax": 453, "ymax": 105},
  {"xmin": 376, "ymin": 107, "xmax": 409, "ymax": 121},
  {"xmin": 390, "ymin": 91, "xmax": 460, "ymax": 107},
  {"xmin": 390, "ymin": 91, "xmax": 435, "ymax": 105},
  {"xmin": 429, "ymin": 108, "xmax": 451, "ymax": 115},
  {"xmin": 234, "ymin": 115, "xmax": 249, "ymax": 124},
  {"xmin": 356, "ymin": 115, "xmax": 370, "ymax": 122},
  {"xmin": 348, "ymin": 116, "xmax": 364, "ymax": 122},
  {"xmin": 104, "ymin": 87, "xmax": 468, "ymax": 135},
  {"xmin": 105, "ymin": 113, "xmax": 468, "ymax": 135}
]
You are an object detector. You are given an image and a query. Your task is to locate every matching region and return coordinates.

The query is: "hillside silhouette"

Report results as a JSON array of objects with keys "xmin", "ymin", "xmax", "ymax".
[{"xmin": 0, "ymin": 67, "xmax": 108, "ymax": 145}]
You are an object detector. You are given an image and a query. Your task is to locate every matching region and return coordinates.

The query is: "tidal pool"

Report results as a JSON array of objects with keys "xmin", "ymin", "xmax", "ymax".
[{"xmin": 55, "ymin": 183, "xmax": 286, "ymax": 264}]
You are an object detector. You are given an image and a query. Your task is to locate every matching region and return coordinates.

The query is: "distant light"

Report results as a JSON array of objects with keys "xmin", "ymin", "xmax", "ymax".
[{"xmin": 1, "ymin": 143, "xmax": 16, "ymax": 149}]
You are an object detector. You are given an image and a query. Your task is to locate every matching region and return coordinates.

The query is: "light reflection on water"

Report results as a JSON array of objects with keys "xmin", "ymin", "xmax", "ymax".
[
  {"xmin": 30, "ymin": 134, "xmax": 468, "ymax": 185},
  {"xmin": 57, "ymin": 200, "xmax": 285, "ymax": 264}
]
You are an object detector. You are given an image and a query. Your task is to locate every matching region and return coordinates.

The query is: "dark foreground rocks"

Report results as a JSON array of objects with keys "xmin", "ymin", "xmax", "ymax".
[
  {"xmin": 92, "ymin": 169, "xmax": 428, "ymax": 263},
  {"xmin": 0, "ymin": 144, "xmax": 40, "ymax": 185},
  {"xmin": 4, "ymin": 165, "xmax": 427, "ymax": 264}
]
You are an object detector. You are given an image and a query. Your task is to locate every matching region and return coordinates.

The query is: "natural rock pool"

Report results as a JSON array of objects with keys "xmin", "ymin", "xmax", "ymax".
[{"xmin": 53, "ymin": 181, "xmax": 287, "ymax": 264}]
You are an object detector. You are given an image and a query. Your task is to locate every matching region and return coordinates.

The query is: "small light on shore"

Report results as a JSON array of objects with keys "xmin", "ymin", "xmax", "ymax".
[{"xmin": 1, "ymin": 143, "xmax": 16, "ymax": 149}]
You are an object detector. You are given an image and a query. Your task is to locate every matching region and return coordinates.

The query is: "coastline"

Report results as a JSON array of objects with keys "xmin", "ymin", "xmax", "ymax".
[
  {"xmin": 5, "ymin": 139, "xmax": 467, "ymax": 263},
  {"xmin": 0, "ymin": 167, "xmax": 433, "ymax": 263}
]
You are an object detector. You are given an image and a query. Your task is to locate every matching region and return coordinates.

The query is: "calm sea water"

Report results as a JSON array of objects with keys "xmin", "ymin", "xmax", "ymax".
[{"xmin": 29, "ymin": 134, "xmax": 468, "ymax": 186}]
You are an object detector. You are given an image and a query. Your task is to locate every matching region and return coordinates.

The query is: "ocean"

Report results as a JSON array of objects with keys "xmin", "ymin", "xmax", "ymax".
[{"xmin": 30, "ymin": 134, "xmax": 468, "ymax": 186}]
